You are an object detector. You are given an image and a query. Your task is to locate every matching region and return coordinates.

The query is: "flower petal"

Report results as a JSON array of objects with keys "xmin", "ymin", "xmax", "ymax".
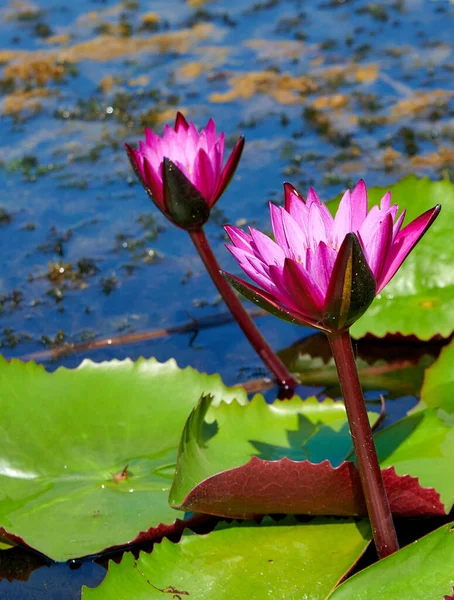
[
  {"xmin": 360, "ymin": 212, "xmax": 393, "ymax": 281},
  {"xmin": 307, "ymin": 188, "xmax": 334, "ymax": 234},
  {"xmin": 283, "ymin": 184, "xmax": 310, "ymax": 236},
  {"xmin": 281, "ymin": 208, "xmax": 309, "ymax": 260},
  {"xmin": 306, "ymin": 242, "xmax": 337, "ymax": 297},
  {"xmin": 333, "ymin": 190, "xmax": 352, "ymax": 243},
  {"xmin": 249, "ymin": 227, "xmax": 285, "ymax": 266},
  {"xmin": 125, "ymin": 143, "xmax": 143, "ymax": 177},
  {"xmin": 142, "ymin": 156, "xmax": 166, "ymax": 210},
  {"xmin": 226, "ymin": 245, "xmax": 277, "ymax": 295},
  {"xmin": 174, "ymin": 112, "xmax": 189, "ymax": 131},
  {"xmin": 308, "ymin": 203, "xmax": 329, "ymax": 247},
  {"xmin": 350, "ymin": 179, "xmax": 368, "ymax": 231},
  {"xmin": 269, "ymin": 203, "xmax": 288, "ymax": 251},
  {"xmin": 376, "ymin": 205, "xmax": 441, "ymax": 293},
  {"xmin": 213, "ymin": 136, "xmax": 245, "ymax": 203},
  {"xmin": 282, "ymin": 257, "xmax": 325, "ymax": 312},
  {"xmin": 392, "ymin": 209, "xmax": 406, "ymax": 241},
  {"xmin": 224, "ymin": 225, "xmax": 253, "ymax": 252},
  {"xmin": 204, "ymin": 118, "xmax": 217, "ymax": 150},
  {"xmin": 284, "ymin": 182, "xmax": 304, "ymax": 212},
  {"xmin": 220, "ymin": 271, "xmax": 313, "ymax": 326},
  {"xmin": 306, "ymin": 187, "xmax": 321, "ymax": 207},
  {"xmin": 192, "ymin": 148, "xmax": 215, "ymax": 202}
]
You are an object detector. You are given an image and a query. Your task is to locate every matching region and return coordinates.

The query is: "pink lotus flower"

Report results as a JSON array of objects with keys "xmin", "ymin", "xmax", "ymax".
[
  {"xmin": 223, "ymin": 181, "xmax": 440, "ymax": 332},
  {"xmin": 126, "ymin": 113, "xmax": 244, "ymax": 230}
]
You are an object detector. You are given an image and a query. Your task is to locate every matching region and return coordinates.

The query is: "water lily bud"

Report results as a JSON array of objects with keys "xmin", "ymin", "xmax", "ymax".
[{"xmin": 126, "ymin": 112, "xmax": 244, "ymax": 230}]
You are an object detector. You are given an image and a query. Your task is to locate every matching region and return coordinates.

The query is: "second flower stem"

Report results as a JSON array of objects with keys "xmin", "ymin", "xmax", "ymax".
[
  {"xmin": 327, "ymin": 330, "xmax": 399, "ymax": 559},
  {"xmin": 189, "ymin": 228, "xmax": 297, "ymax": 399}
]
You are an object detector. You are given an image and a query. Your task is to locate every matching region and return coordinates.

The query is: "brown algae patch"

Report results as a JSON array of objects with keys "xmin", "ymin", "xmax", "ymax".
[
  {"xmin": 390, "ymin": 90, "xmax": 454, "ymax": 121},
  {"xmin": 210, "ymin": 71, "xmax": 317, "ymax": 104},
  {"xmin": 3, "ymin": 87, "xmax": 53, "ymax": 115},
  {"xmin": 0, "ymin": 23, "xmax": 215, "ymax": 82}
]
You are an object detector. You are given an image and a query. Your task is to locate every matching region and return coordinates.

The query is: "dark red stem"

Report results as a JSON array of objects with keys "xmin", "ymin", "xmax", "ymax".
[
  {"xmin": 327, "ymin": 330, "xmax": 399, "ymax": 559},
  {"xmin": 189, "ymin": 228, "xmax": 297, "ymax": 398}
]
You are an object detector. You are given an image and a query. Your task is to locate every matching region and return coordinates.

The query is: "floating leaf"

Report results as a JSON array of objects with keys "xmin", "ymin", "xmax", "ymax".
[
  {"xmin": 170, "ymin": 396, "xmax": 451, "ymax": 517},
  {"xmin": 0, "ymin": 357, "xmax": 247, "ymax": 561},
  {"xmin": 416, "ymin": 337, "xmax": 454, "ymax": 413},
  {"xmin": 329, "ymin": 523, "xmax": 454, "ymax": 600},
  {"xmin": 374, "ymin": 408, "xmax": 454, "ymax": 513},
  {"xmin": 325, "ymin": 176, "xmax": 454, "ymax": 340},
  {"xmin": 82, "ymin": 517, "xmax": 371, "ymax": 600},
  {"xmin": 279, "ymin": 332, "xmax": 440, "ymax": 399}
]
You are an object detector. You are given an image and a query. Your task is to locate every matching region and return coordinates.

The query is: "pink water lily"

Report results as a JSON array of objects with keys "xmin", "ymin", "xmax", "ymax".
[
  {"xmin": 223, "ymin": 180, "xmax": 440, "ymax": 332},
  {"xmin": 126, "ymin": 113, "xmax": 244, "ymax": 229}
]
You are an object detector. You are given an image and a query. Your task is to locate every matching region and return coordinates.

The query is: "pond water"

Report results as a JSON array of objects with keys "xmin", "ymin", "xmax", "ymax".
[{"xmin": 0, "ymin": 0, "xmax": 453, "ymax": 596}]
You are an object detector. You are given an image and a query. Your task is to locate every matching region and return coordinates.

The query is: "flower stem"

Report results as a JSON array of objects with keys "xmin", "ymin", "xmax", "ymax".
[
  {"xmin": 189, "ymin": 228, "xmax": 297, "ymax": 398},
  {"xmin": 327, "ymin": 330, "xmax": 399, "ymax": 559}
]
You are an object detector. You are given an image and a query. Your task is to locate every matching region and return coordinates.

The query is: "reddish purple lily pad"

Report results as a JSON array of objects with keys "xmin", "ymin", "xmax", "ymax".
[
  {"xmin": 173, "ymin": 459, "xmax": 444, "ymax": 518},
  {"xmin": 169, "ymin": 396, "xmax": 454, "ymax": 518}
]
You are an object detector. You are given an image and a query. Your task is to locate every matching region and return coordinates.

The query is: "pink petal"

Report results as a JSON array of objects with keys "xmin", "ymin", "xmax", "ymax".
[
  {"xmin": 308, "ymin": 203, "xmax": 329, "ymax": 247},
  {"xmin": 226, "ymin": 245, "xmax": 277, "ymax": 295},
  {"xmin": 224, "ymin": 225, "xmax": 253, "ymax": 252},
  {"xmin": 249, "ymin": 227, "xmax": 285, "ymax": 266},
  {"xmin": 187, "ymin": 122, "xmax": 200, "ymax": 146},
  {"xmin": 284, "ymin": 182, "xmax": 304, "ymax": 212},
  {"xmin": 376, "ymin": 205, "xmax": 441, "ymax": 293},
  {"xmin": 269, "ymin": 203, "xmax": 288, "ymax": 251},
  {"xmin": 284, "ymin": 185, "xmax": 310, "ymax": 233},
  {"xmin": 269, "ymin": 264, "xmax": 323, "ymax": 321},
  {"xmin": 380, "ymin": 191, "xmax": 391, "ymax": 211},
  {"xmin": 125, "ymin": 143, "xmax": 144, "ymax": 179},
  {"xmin": 174, "ymin": 112, "xmax": 189, "ymax": 131},
  {"xmin": 392, "ymin": 209, "xmax": 406, "ymax": 241},
  {"xmin": 208, "ymin": 135, "xmax": 224, "ymax": 181},
  {"xmin": 358, "ymin": 204, "xmax": 381, "ymax": 242},
  {"xmin": 306, "ymin": 187, "xmax": 321, "ymax": 207},
  {"xmin": 213, "ymin": 136, "xmax": 245, "ymax": 203},
  {"xmin": 360, "ymin": 212, "xmax": 393, "ymax": 281},
  {"xmin": 350, "ymin": 180, "xmax": 368, "ymax": 231},
  {"xmin": 139, "ymin": 140, "xmax": 162, "ymax": 172},
  {"xmin": 144, "ymin": 127, "xmax": 162, "ymax": 149},
  {"xmin": 282, "ymin": 257, "xmax": 325, "ymax": 311},
  {"xmin": 220, "ymin": 271, "xmax": 315, "ymax": 326},
  {"xmin": 204, "ymin": 118, "xmax": 217, "ymax": 150},
  {"xmin": 333, "ymin": 190, "xmax": 353, "ymax": 243},
  {"xmin": 192, "ymin": 148, "xmax": 215, "ymax": 203},
  {"xmin": 307, "ymin": 242, "xmax": 337, "ymax": 297},
  {"xmin": 307, "ymin": 188, "xmax": 334, "ymax": 233},
  {"xmin": 281, "ymin": 208, "xmax": 309, "ymax": 260},
  {"xmin": 143, "ymin": 157, "xmax": 165, "ymax": 210},
  {"xmin": 163, "ymin": 123, "xmax": 176, "ymax": 141}
]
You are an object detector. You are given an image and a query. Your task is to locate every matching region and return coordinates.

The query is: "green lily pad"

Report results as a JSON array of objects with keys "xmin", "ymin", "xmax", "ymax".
[
  {"xmin": 374, "ymin": 408, "xmax": 454, "ymax": 513},
  {"xmin": 82, "ymin": 517, "xmax": 371, "ymax": 600},
  {"xmin": 279, "ymin": 332, "xmax": 438, "ymax": 399},
  {"xmin": 329, "ymin": 523, "xmax": 454, "ymax": 600},
  {"xmin": 170, "ymin": 396, "xmax": 451, "ymax": 518},
  {"xmin": 416, "ymin": 337, "xmax": 454, "ymax": 413},
  {"xmin": 325, "ymin": 176, "xmax": 454, "ymax": 340},
  {"xmin": 0, "ymin": 356, "xmax": 247, "ymax": 561}
]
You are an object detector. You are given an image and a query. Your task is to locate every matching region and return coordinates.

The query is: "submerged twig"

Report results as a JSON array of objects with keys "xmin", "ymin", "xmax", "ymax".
[{"xmin": 19, "ymin": 308, "xmax": 268, "ymax": 362}]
